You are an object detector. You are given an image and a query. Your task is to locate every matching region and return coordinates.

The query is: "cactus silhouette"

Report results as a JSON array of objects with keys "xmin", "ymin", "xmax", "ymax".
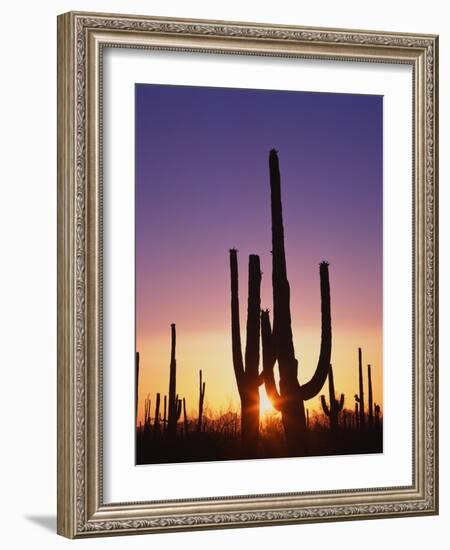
[
  {"xmin": 320, "ymin": 364, "xmax": 344, "ymax": 432},
  {"xmin": 374, "ymin": 403, "xmax": 381, "ymax": 426},
  {"xmin": 163, "ymin": 395, "xmax": 167, "ymax": 433},
  {"xmin": 144, "ymin": 394, "xmax": 151, "ymax": 430},
  {"xmin": 167, "ymin": 324, "xmax": 182, "ymax": 438},
  {"xmin": 368, "ymin": 364, "xmax": 374, "ymax": 429},
  {"xmin": 261, "ymin": 149, "xmax": 332, "ymax": 454},
  {"xmin": 197, "ymin": 370, "xmax": 206, "ymax": 432},
  {"xmin": 355, "ymin": 347, "xmax": 365, "ymax": 429},
  {"xmin": 182, "ymin": 397, "xmax": 189, "ymax": 437},
  {"xmin": 229, "ymin": 249, "xmax": 263, "ymax": 456},
  {"xmin": 354, "ymin": 398, "xmax": 360, "ymax": 430},
  {"xmin": 154, "ymin": 392, "xmax": 161, "ymax": 433},
  {"xmin": 135, "ymin": 351, "xmax": 140, "ymax": 425}
]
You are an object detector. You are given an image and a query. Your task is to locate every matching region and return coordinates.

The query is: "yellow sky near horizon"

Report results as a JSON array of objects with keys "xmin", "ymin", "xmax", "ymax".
[{"xmin": 136, "ymin": 323, "xmax": 382, "ymax": 427}]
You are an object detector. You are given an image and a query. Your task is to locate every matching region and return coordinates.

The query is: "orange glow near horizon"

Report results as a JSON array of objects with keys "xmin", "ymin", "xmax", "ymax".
[{"xmin": 136, "ymin": 324, "xmax": 382, "ymax": 427}]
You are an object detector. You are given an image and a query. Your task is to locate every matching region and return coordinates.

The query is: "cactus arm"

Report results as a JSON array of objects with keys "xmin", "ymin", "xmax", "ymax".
[
  {"xmin": 229, "ymin": 249, "xmax": 245, "ymax": 394},
  {"xmin": 321, "ymin": 395, "xmax": 330, "ymax": 416},
  {"xmin": 261, "ymin": 309, "xmax": 283, "ymax": 412},
  {"xmin": 338, "ymin": 393, "xmax": 345, "ymax": 412},
  {"xmin": 328, "ymin": 364, "xmax": 335, "ymax": 403},
  {"xmin": 300, "ymin": 262, "xmax": 332, "ymax": 400},
  {"xmin": 244, "ymin": 255, "xmax": 262, "ymax": 381}
]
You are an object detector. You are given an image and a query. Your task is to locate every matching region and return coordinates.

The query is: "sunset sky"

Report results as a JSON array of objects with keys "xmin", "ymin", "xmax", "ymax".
[{"xmin": 135, "ymin": 84, "xmax": 383, "ymax": 426}]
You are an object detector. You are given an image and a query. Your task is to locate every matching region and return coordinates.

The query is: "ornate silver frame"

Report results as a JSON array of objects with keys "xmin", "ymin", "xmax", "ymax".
[{"xmin": 57, "ymin": 11, "xmax": 439, "ymax": 538}]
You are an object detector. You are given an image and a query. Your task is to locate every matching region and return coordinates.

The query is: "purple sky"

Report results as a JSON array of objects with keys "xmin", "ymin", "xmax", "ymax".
[{"xmin": 135, "ymin": 84, "xmax": 383, "ymax": 414}]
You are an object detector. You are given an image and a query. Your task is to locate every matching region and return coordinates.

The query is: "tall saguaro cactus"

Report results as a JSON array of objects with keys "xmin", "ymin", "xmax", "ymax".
[
  {"xmin": 167, "ymin": 324, "xmax": 182, "ymax": 437},
  {"xmin": 182, "ymin": 398, "xmax": 189, "ymax": 437},
  {"xmin": 355, "ymin": 347, "xmax": 365, "ymax": 429},
  {"xmin": 197, "ymin": 370, "xmax": 206, "ymax": 432},
  {"xmin": 229, "ymin": 249, "xmax": 263, "ymax": 456},
  {"xmin": 368, "ymin": 364, "xmax": 374, "ymax": 429},
  {"xmin": 320, "ymin": 364, "xmax": 344, "ymax": 432},
  {"xmin": 154, "ymin": 392, "xmax": 161, "ymax": 433},
  {"xmin": 261, "ymin": 149, "xmax": 332, "ymax": 454},
  {"xmin": 135, "ymin": 352, "xmax": 140, "ymax": 426}
]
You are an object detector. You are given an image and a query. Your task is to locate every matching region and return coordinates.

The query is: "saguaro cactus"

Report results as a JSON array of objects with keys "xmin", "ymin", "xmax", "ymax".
[
  {"xmin": 167, "ymin": 324, "xmax": 182, "ymax": 437},
  {"xmin": 154, "ymin": 393, "xmax": 161, "ymax": 433},
  {"xmin": 368, "ymin": 364, "xmax": 374, "ymax": 429},
  {"xmin": 182, "ymin": 398, "xmax": 189, "ymax": 437},
  {"xmin": 374, "ymin": 403, "xmax": 381, "ymax": 426},
  {"xmin": 135, "ymin": 352, "xmax": 140, "ymax": 426},
  {"xmin": 355, "ymin": 348, "xmax": 365, "ymax": 429},
  {"xmin": 261, "ymin": 149, "xmax": 332, "ymax": 454},
  {"xmin": 354, "ymin": 399, "xmax": 360, "ymax": 430},
  {"xmin": 229, "ymin": 249, "xmax": 263, "ymax": 456},
  {"xmin": 320, "ymin": 364, "xmax": 345, "ymax": 432},
  {"xmin": 144, "ymin": 394, "xmax": 151, "ymax": 431},
  {"xmin": 163, "ymin": 395, "xmax": 167, "ymax": 433},
  {"xmin": 197, "ymin": 370, "xmax": 206, "ymax": 432}
]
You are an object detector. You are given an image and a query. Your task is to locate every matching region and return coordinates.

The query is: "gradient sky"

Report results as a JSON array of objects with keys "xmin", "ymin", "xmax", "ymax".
[{"xmin": 135, "ymin": 84, "xmax": 383, "ymax": 426}]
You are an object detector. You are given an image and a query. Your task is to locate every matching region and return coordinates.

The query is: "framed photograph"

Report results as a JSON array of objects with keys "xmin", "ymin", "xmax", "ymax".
[{"xmin": 57, "ymin": 11, "xmax": 439, "ymax": 538}]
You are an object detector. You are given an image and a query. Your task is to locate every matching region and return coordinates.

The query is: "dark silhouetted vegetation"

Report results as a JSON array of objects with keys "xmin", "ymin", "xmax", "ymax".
[{"xmin": 320, "ymin": 364, "xmax": 345, "ymax": 433}]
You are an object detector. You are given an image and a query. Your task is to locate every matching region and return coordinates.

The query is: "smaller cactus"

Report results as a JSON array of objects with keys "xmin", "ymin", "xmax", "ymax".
[
  {"xmin": 154, "ymin": 393, "xmax": 161, "ymax": 433},
  {"xmin": 368, "ymin": 364, "xmax": 374, "ymax": 429},
  {"xmin": 197, "ymin": 369, "xmax": 206, "ymax": 432},
  {"xmin": 354, "ymin": 398, "xmax": 360, "ymax": 430},
  {"xmin": 320, "ymin": 364, "xmax": 344, "ymax": 432},
  {"xmin": 167, "ymin": 324, "xmax": 181, "ymax": 438},
  {"xmin": 144, "ymin": 394, "xmax": 151, "ymax": 430},
  {"xmin": 135, "ymin": 351, "xmax": 140, "ymax": 425},
  {"xmin": 182, "ymin": 397, "xmax": 189, "ymax": 437},
  {"xmin": 163, "ymin": 395, "xmax": 167, "ymax": 433},
  {"xmin": 357, "ymin": 347, "xmax": 365, "ymax": 428},
  {"xmin": 374, "ymin": 403, "xmax": 381, "ymax": 426}
]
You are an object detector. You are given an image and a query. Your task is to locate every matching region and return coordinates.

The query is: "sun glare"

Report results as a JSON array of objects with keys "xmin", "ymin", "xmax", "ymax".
[{"xmin": 259, "ymin": 387, "xmax": 277, "ymax": 415}]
